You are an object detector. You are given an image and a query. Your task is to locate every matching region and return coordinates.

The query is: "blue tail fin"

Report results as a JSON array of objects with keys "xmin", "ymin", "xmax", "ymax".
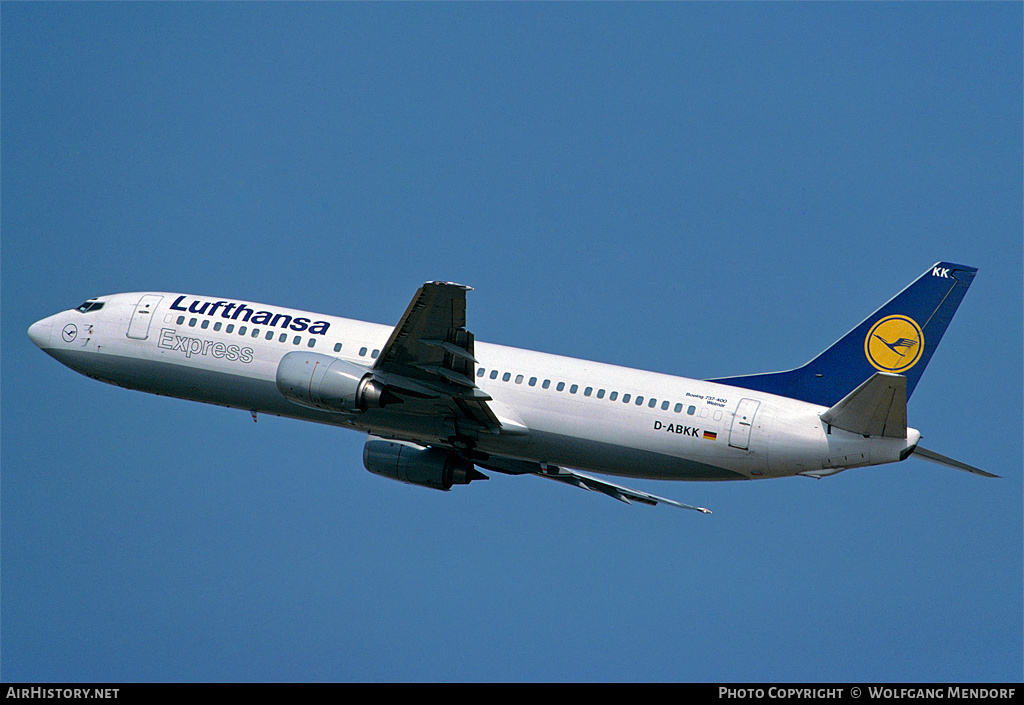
[{"xmin": 709, "ymin": 262, "xmax": 977, "ymax": 407}]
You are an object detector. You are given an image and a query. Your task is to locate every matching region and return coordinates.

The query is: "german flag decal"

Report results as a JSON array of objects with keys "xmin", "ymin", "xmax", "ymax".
[{"xmin": 703, "ymin": 431, "xmax": 717, "ymax": 441}]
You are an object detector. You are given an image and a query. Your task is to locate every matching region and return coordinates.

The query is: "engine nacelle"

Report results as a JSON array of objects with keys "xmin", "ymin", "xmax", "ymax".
[
  {"xmin": 363, "ymin": 437, "xmax": 485, "ymax": 491},
  {"xmin": 276, "ymin": 351, "xmax": 396, "ymax": 413}
]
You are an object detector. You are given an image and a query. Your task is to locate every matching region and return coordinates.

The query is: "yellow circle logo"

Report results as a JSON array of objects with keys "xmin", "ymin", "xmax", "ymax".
[{"xmin": 865, "ymin": 315, "xmax": 924, "ymax": 373}]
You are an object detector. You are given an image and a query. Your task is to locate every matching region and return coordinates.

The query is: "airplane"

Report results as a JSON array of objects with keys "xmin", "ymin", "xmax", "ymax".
[{"xmin": 27, "ymin": 261, "xmax": 996, "ymax": 514}]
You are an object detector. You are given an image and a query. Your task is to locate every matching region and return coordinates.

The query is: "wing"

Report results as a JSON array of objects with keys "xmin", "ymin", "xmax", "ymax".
[
  {"xmin": 476, "ymin": 456, "xmax": 711, "ymax": 513},
  {"xmin": 372, "ymin": 282, "xmax": 509, "ymax": 437},
  {"xmin": 537, "ymin": 466, "xmax": 712, "ymax": 512}
]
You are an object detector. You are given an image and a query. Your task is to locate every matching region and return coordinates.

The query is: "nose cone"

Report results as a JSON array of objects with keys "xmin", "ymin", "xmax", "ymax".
[{"xmin": 28, "ymin": 317, "xmax": 53, "ymax": 349}]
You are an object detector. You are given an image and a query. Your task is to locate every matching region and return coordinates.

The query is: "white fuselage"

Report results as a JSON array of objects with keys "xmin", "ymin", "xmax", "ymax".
[{"xmin": 28, "ymin": 292, "xmax": 920, "ymax": 483}]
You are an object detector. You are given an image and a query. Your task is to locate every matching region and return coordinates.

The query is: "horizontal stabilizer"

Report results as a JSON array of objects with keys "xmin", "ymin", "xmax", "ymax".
[
  {"xmin": 912, "ymin": 446, "xmax": 999, "ymax": 478},
  {"xmin": 819, "ymin": 372, "xmax": 907, "ymax": 438}
]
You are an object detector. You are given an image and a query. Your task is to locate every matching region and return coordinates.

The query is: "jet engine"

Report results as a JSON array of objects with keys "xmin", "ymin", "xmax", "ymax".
[
  {"xmin": 363, "ymin": 436, "xmax": 486, "ymax": 491},
  {"xmin": 276, "ymin": 351, "xmax": 399, "ymax": 413}
]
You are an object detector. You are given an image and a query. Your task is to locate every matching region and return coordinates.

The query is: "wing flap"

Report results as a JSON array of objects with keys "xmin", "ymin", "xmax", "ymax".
[{"xmin": 421, "ymin": 338, "xmax": 478, "ymax": 363}]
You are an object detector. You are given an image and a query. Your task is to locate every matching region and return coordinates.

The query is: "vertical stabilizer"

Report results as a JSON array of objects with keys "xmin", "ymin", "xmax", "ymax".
[{"xmin": 709, "ymin": 262, "xmax": 977, "ymax": 407}]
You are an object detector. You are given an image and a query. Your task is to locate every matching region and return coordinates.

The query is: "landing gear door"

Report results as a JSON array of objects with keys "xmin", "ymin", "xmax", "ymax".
[
  {"xmin": 127, "ymin": 295, "xmax": 163, "ymax": 340},
  {"xmin": 729, "ymin": 398, "xmax": 760, "ymax": 450}
]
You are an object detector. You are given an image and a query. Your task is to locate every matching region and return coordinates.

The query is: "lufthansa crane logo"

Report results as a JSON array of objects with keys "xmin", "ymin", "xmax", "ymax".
[{"xmin": 864, "ymin": 315, "xmax": 924, "ymax": 373}]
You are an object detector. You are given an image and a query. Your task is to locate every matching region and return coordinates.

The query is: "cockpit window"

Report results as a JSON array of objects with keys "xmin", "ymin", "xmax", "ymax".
[{"xmin": 75, "ymin": 300, "xmax": 105, "ymax": 313}]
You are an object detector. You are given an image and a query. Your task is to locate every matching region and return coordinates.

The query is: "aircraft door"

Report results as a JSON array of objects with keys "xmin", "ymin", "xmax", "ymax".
[
  {"xmin": 127, "ymin": 295, "xmax": 163, "ymax": 340},
  {"xmin": 729, "ymin": 398, "xmax": 760, "ymax": 450}
]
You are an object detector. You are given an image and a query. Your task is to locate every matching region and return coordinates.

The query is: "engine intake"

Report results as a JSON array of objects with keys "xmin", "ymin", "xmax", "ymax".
[
  {"xmin": 276, "ymin": 351, "xmax": 399, "ymax": 413},
  {"xmin": 363, "ymin": 437, "xmax": 486, "ymax": 491}
]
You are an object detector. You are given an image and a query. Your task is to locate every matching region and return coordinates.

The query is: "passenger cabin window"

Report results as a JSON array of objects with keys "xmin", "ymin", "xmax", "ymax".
[
  {"xmin": 490, "ymin": 370, "xmax": 498, "ymax": 379},
  {"xmin": 307, "ymin": 339, "xmax": 316, "ymax": 348}
]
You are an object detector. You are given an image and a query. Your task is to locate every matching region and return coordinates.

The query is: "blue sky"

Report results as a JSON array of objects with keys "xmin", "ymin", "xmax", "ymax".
[{"xmin": 2, "ymin": 3, "xmax": 1021, "ymax": 682}]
